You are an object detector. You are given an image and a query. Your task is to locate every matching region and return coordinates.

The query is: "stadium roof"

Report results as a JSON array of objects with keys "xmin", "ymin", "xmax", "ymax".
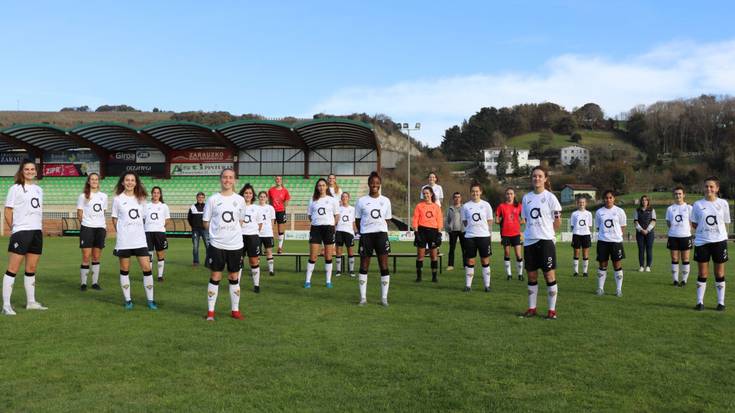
[
  {"xmin": 0, "ymin": 123, "xmax": 107, "ymax": 156},
  {"xmin": 0, "ymin": 118, "xmax": 378, "ymax": 153},
  {"xmin": 72, "ymin": 122, "xmax": 171, "ymax": 153},
  {"xmin": 217, "ymin": 120, "xmax": 307, "ymax": 150},
  {"xmin": 142, "ymin": 121, "xmax": 237, "ymax": 151},
  {"xmin": 293, "ymin": 118, "xmax": 377, "ymax": 149}
]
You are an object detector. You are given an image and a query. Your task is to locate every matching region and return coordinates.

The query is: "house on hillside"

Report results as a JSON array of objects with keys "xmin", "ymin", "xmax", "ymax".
[
  {"xmin": 561, "ymin": 184, "xmax": 597, "ymax": 204},
  {"xmin": 482, "ymin": 147, "xmax": 540, "ymax": 175},
  {"xmin": 561, "ymin": 145, "xmax": 589, "ymax": 167}
]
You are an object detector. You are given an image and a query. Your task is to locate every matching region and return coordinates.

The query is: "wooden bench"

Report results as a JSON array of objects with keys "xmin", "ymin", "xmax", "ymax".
[{"xmin": 278, "ymin": 252, "xmax": 443, "ymax": 274}]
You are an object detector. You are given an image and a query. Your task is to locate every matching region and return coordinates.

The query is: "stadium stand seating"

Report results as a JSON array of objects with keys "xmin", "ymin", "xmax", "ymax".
[{"xmin": 2, "ymin": 176, "xmax": 368, "ymax": 207}]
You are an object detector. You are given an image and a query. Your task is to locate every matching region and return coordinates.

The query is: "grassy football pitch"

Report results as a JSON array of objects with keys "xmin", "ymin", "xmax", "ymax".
[{"xmin": 1, "ymin": 237, "xmax": 733, "ymax": 412}]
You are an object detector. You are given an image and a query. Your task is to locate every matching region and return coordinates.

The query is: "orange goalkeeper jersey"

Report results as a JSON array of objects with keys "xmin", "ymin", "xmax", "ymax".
[{"xmin": 413, "ymin": 201, "xmax": 443, "ymax": 230}]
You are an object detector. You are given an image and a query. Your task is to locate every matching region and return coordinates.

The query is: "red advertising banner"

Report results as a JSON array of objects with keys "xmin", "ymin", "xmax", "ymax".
[
  {"xmin": 43, "ymin": 164, "xmax": 81, "ymax": 177},
  {"xmin": 170, "ymin": 150, "xmax": 233, "ymax": 163}
]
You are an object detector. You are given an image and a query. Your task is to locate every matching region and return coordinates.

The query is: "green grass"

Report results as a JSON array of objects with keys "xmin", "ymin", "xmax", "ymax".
[
  {"xmin": 508, "ymin": 129, "xmax": 640, "ymax": 154},
  {"xmin": 1, "ymin": 237, "xmax": 734, "ymax": 411}
]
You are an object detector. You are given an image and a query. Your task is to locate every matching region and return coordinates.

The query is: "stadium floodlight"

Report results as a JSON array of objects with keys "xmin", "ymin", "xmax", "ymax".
[{"xmin": 401, "ymin": 122, "xmax": 421, "ymax": 229}]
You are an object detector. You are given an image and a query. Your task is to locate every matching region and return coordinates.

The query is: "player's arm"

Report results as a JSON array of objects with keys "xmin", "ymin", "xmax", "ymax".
[
  {"xmin": 553, "ymin": 211, "xmax": 561, "ymax": 232},
  {"xmin": 4, "ymin": 207, "xmax": 12, "ymax": 229}
]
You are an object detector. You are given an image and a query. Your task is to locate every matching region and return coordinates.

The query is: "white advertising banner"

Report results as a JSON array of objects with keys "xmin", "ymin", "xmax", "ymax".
[{"xmin": 170, "ymin": 162, "xmax": 234, "ymax": 176}]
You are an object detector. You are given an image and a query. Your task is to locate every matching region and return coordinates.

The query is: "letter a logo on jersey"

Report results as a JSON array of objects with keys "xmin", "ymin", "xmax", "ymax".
[
  {"xmin": 674, "ymin": 215, "xmax": 683, "ymax": 223},
  {"xmin": 530, "ymin": 208, "xmax": 541, "ymax": 219},
  {"xmin": 128, "ymin": 209, "xmax": 139, "ymax": 219},
  {"xmin": 472, "ymin": 212, "xmax": 481, "ymax": 222},
  {"xmin": 93, "ymin": 203, "xmax": 102, "ymax": 212},
  {"xmin": 706, "ymin": 215, "xmax": 718, "ymax": 226},
  {"xmin": 30, "ymin": 197, "xmax": 40, "ymax": 208},
  {"xmin": 425, "ymin": 210, "xmax": 433, "ymax": 219},
  {"xmin": 604, "ymin": 219, "xmax": 614, "ymax": 228},
  {"xmin": 370, "ymin": 209, "xmax": 381, "ymax": 219},
  {"xmin": 317, "ymin": 207, "xmax": 326, "ymax": 216},
  {"xmin": 579, "ymin": 219, "xmax": 586, "ymax": 226},
  {"xmin": 222, "ymin": 211, "xmax": 234, "ymax": 223},
  {"xmin": 151, "ymin": 212, "xmax": 159, "ymax": 220}
]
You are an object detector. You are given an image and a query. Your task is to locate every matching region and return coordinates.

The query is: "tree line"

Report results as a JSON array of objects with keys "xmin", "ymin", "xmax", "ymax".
[{"xmin": 440, "ymin": 102, "xmax": 608, "ymax": 161}]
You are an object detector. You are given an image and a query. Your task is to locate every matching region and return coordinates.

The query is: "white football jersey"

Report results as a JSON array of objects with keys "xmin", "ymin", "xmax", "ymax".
[
  {"xmin": 521, "ymin": 190, "xmax": 562, "ymax": 246},
  {"xmin": 203, "ymin": 192, "xmax": 245, "ymax": 250},
  {"xmin": 111, "ymin": 193, "xmax": 147, "ymax": 250},
  {"xmin": 355, "ymin": 195, "xmax": 392, "ymax": 234},
  {"xmin": 336, "ymin": 205, "xmax": 355, "ymax": 235},
  {"xmin": 420, "ymin": 184, "xmax": 444, "ymax": 206},
  {"xmin": 77, "ymin": 191, "xmax": 108, "ymax": 229},
  {"xmin": 666, "ymin": 203, "xmax": 693, "ymax": 238},
  {"xmin": 691, "ymin": 198, "xmax": 730, "ymax": 245},
  {"xmin": 461, "ymin": 200, "xmax": 493, "ymax": 238},
  {"xmin": 258, "ymin": 204, "xmax": 276, "ymax": 238},
  {"xmin": 144, "ymin": 202, "xmax": 170, "ymax": 233},
  {"xmin": 595, "ymin": 206, "xmax": 627, "ymax": 243},
  {"xmin": 241, "ymin": 203, "xmax": 264, "ymax": 236},
  {"xmin": 570, "ymin": 210, "xmax": 593, "ymax": 236},
  {"xmin": 308, "ymin": 196, "xmax": 340, "ymax": 226},
  {"xmin": 5, "ymin": 183, "xmax": 43, "ymax": 233}
]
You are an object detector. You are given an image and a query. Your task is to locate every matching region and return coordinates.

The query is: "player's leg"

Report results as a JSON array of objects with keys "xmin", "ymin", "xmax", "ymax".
[{"xmin": 136, "ymin": 254, "xmax": 156, "ymax": 308}]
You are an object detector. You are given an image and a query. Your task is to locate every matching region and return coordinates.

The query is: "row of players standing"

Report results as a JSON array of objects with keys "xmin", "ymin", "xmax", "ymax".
[{"xmin": 1, "ymin": 161, "xmax": 729, "ymax": 317}]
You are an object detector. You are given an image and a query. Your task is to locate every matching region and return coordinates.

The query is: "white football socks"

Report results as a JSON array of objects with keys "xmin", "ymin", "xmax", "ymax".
[
  {"xmin": 547, "ymin": 283, "xmax": 558, "ymax": 311},
  {"xmin": 528, "ymin": 282, "xmax": 538, "ymax": 309},
  {"xmin": 91, "ymin": 262, "xmax": 100, "ymax": 285},
  {"xmin": 305, "ymin": 260, "xmax": 315, "ymax": 283},
  {"xmin": 672, "ymin": 262, "xmax": 680, "ymax": 283},
  {"xmin": 716, "ymin": 278, "xmax": 726, "ymax": 306},
  {"xmin": 229, "ymin": 279, "xmax": 240, "ymax": 311},
  {"xmin": 143, "ymin": 272, "xmax": 154, "ymax": 301},
  {"xmin": 614, "ymin": 269, "xmax": 624, "ymax": 293},
  {"xmin": 24, "ymin": 273, "xmax": 36, "ymax": 304},
  {"xmin": 251, "ymin": 266, "xmax": 260, "ymax": 287},
  {"xmin": 325, "ymin": 261, "xmax": 333, "ymax": 284},
  {"xmin": 358, "ymin": 272, "xmax": 367, "ymax": 301},
  {"xmin": 597, "ymin": 268, "xmax": 607, "ymax": 292},
  {"xmin": 80, "ymin": 265, "xmax": 90, "ymax": 285},
  {"xmin": 120, "ymin": 272, "xmax": 131, "ymax": 301},
  {"xmin": 696, "ymin": 278, "xmax": 707, "ymax": 304},
  {"xmin": 2, "ymin": 273, "xmax": 15, "ymax": 307},
  {"xmin": 482, "ymin": 264, "xmax": 490, "ymax": 288},
  {"xmin": 207, "ymin": 280, "xmax": 219, "ymax": 312},
  {"xmin": 380, "ymin": 275, "xmax": 390, "ymax": 300}
]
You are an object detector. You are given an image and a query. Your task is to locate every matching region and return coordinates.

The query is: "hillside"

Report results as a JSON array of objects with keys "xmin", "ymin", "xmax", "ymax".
[
  {"xmin": 0, "ymin": 111, "xmax": 173, "ymax": 129},
  {"xmin": 507, "ymin": 129, "xmax": 640, "ymax": 154}
]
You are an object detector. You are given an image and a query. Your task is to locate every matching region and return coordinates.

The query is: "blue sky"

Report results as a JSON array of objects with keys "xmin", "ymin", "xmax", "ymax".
[{"xmin": 2, "ymin": 0, "xmax": 735, "ymax": 145}]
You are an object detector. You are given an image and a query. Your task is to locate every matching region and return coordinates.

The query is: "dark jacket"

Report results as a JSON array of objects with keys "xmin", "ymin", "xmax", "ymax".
[{"xmin": 188, "ymin": 202, "xmax": 205, "ymax": 230}]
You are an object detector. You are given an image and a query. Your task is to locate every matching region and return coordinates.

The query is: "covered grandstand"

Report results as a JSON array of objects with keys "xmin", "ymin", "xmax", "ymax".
[{"xmin": 0, "ymin": 118, "xmax": 379, "ymax": 235}]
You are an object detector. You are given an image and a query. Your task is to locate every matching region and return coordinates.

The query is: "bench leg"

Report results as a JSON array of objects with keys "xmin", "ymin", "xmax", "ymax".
[
  {"xmin": 440, "ymin": 256, "xmax": 443, "ymax": 274},
  {"xmin": 393, "ymin": 256, "xmax": 397, "ymax": 274}
]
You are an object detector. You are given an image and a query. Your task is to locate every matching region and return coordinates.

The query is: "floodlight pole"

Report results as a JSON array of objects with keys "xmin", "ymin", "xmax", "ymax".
[{"xmin": 400, "ymin": 122, "xmax": 420, "ymax": 230}]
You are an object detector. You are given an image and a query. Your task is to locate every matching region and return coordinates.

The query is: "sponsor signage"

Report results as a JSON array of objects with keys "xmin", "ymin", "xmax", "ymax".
[
  {"xmin": 136, "ymin": 149, "xmax": 165, "ymax": 164},
  {"xmin": 109, "ymin": 152, "xmax": 136, "ymax": 163},
  {"xmin": 171, "ymin": 150, "xmax": 233, "ymax": 163},
  {"xmin": 43, "ymin": 162, "xmax": 100, "ymax": 177},
  {"xmin": 170, "ymin": 163, "xmax": 234, "ymax": 176},
  {"xmin": 109, "ymin": 151, "xmax": 165, "ymax": 164},
  {"xmin": 107, "ymin": 163, "xmax": 166, "ymax": 177},
  {"xmin": 43, "ymin": 150, "xmax": 98, "ymax": 164},
  {"xmin": 0, "ymin": 152, "xmax": 29, "ymax": 165}
]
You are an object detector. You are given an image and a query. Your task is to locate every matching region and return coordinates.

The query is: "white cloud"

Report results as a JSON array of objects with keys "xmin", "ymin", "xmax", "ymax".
[{"xmin": 309, "ymin": 39, "xmax": 735, "ymax": 147}]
